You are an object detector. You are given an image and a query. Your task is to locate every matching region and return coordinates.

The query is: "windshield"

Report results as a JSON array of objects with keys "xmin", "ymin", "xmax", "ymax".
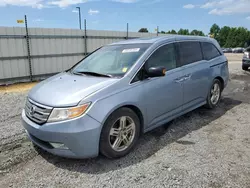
[{"xmin": 72, "ymin": 43, "xmax": 151, "ymax": 77}]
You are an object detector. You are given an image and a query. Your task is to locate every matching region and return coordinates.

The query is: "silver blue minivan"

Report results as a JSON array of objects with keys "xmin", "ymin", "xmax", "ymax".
[{"xmin": 22, "ymin": 35, "xmax": 229, "ymax": 159}]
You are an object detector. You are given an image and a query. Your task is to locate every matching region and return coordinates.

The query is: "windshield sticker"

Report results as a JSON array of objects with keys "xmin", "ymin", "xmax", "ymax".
[
  {"xmin": 122, "ymin": 67, "xmax": 128, "ymax": 73},
  {"xmin": 122, "ymin": 48, "xmax": 140, "ymax": 53}
]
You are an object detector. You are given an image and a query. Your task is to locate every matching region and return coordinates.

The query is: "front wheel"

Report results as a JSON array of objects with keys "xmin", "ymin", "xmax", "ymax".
[
  {"xmin": 100, "ymin": 108, "xmax": 140, "ymax": 159},
  {"xmin": 205, "ymin": 79, "xmax": 222, "ymax": 109}
]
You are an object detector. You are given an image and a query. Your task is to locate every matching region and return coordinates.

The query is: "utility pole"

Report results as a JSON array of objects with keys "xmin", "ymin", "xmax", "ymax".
[{"xmin": 76, "ymin": 7, "xmax": 82, "ymax": 30}]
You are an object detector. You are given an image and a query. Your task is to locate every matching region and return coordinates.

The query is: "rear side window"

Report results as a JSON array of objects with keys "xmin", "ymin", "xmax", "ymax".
[
  {"xmin": 178, "ymin": 41, "xmax": 203, "ymax": 66},
  {"xmin": 146, "ymin": 43, "xmax": 177, "ymax": 71},
  {"xmin": 201, "ymin": 42, "xmax": 221, "ymax": 60}
]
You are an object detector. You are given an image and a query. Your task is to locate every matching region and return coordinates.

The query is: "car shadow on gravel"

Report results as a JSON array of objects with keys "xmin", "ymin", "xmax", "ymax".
[{"xmin": 37, "ymin": 97, "xmax": 241, "ymax": 174}]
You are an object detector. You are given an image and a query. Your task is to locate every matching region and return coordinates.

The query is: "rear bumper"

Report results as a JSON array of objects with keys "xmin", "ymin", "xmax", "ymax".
[{"xmin": 22, "ymin": 110, "xmax": 102, "ymax": 158}]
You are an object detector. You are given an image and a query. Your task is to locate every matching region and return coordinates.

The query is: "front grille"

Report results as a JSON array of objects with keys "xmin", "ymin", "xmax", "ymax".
[{"xmin": 25, "ymin": 99, "xmax": 53, "ymax": 125}]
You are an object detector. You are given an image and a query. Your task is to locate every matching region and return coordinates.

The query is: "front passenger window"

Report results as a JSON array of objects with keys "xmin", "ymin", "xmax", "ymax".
[{"xmin": 146, "ymin": 43, "xmax": 177, "ymax": 71}]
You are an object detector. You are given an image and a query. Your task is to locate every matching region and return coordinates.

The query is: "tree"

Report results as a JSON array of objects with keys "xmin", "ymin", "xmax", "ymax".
[
  {"xmin": 178, "ymin": 29, "xmax": 189, "ymax": 35},
  {"xmin": 218, "ymin": 26, "xmax": 231, "ymax": 47},
  {"xmin": 244, "ymin": 42, "xmax": 248, "ymax": 48},
  {"xmin": 234, "ymin": 27, "xmax": 248, "ymax": 47},
  {"xmin": 138, "ymin": 28, "xmax": 149, "ymax": 33},
  {"xmin": 190, "ymin": 30, "xmax": 205, "ymax": 36},
  {"xmin": 246, "ymin": 31, "xmax": 250, "ymax": 47},
  {"xmin": 177, "ymin": 29, "xmax": 184, "ymax": 35},
  {"xmin": 183, "ymin": 29, "xmax": 189, "ymax": 35},
  {"xmin": 137, "ymin": 24, "xmax": 250, "ymax": 48},
  {"xmin": 223, "ymin": 27, "xmax": 250, "ymax": 48},
  {"xmin": 210, "ymin": 24, "xmax": 220, "ymax": 40},
  {"xmin": 225, "ymin": 27, "xmax": 237, "ymax": 48},
  {"xmin": 165, "ymin": 30, "xmax": 177, "ymax": 34},
  {"xmin": 170, "ymin": 29, "xmax": 177, "ymax": 34}
]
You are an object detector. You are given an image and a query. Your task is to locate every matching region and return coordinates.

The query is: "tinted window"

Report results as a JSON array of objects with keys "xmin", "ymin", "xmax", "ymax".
[
  {"xmin": 201, "ymin": 42, "xmax": 221, "ymax": 60},
  {"xmin": 178, "ymin": 41, "xmax": 203, "ymax": 65},
  {"xmin": 146, "ymin": 43, "xmax": 177, "ymax": 71},
  {"xmin": 131, "ymin": 70, "xmax": 143, "ymax": 83}
]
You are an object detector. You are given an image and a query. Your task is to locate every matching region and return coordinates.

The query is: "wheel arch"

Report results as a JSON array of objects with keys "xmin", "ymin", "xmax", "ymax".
[
  {"xmin": 101, "ymin": 104, "xmax": 145, "ymax": 135},
  {"xmin": 214, "ymin": 76, "xmax": 224, "ymax": 90},
  {"xmin": 122, "ymin": 105, "xmax": 144, "ymax": 135}
]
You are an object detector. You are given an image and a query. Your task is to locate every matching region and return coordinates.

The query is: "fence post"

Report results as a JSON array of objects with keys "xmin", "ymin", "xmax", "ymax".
[
  {"xmin": 84, "ymin": 19, "xmax": 87, "ymax": 56},
  {"xmin": 25, "ymin": 15, "xmax": 32, "ymax": 82},
  {"xmin": 126, "ymin": 23, "xmax": 129, "ymax": 39},
  {"xmin": 157, "ymin": 26, "xmax": 159, "ymax": 36}
]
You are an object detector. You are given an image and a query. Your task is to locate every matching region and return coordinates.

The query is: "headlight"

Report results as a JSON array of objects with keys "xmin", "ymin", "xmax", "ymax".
[{"xmin": 47, "ymin": 103, "xmax": 91, "ymax": 123}]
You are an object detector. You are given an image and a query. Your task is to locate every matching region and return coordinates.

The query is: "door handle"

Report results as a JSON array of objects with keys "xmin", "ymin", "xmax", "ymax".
[
  {"xmin": 175, "ymin": 78, "xmax": 185, "ymax": 83},
  {"xmin": 184, "ymin": 74, "xmax": 191, "ymax": 80},
  {"xmin": 175, "ymin": 74, "xmax": 191, "ymax": 83}
]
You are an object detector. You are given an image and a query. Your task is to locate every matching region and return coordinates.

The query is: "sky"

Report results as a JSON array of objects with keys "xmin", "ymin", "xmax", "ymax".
[{"xmin": 1, "ymin": 0, "xmax": 250, "ymax": 34}]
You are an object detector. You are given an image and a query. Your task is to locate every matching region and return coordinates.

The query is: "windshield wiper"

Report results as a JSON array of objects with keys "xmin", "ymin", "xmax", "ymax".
[{"xmin": 73, "ymin": 71, "xmax": 113, "ymax": 78}]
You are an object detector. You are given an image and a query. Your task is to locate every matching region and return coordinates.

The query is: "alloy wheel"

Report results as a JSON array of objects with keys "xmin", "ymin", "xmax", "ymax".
[
  {"xmin": 211, "ymin": 83, "xmax": 221, "ymax": 105},
  {"xmin": 109, "ymin": 116, "xmax": 136, "ymax": 152}
]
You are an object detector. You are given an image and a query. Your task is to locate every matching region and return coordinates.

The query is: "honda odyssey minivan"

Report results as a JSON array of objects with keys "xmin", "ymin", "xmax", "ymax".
[{"xmin": 22, "ymin": 35, "xmax": 229, "ymax": 159}]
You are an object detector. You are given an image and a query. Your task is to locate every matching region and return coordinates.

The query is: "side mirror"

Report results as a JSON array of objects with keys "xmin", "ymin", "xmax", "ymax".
[{"xmin": 146, "ymin": 66, "xmax": 166, "ymax": 78}]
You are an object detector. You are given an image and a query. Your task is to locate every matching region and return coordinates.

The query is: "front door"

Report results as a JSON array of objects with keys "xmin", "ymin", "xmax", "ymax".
[{"xmin": 141, "ymin": 43, "xmax": 183, "ymax": 129}]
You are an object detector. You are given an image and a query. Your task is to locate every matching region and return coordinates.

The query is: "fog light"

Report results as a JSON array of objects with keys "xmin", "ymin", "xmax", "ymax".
[{"xmin": 50, "ymin": 142, "xmax": 68, "ymax": 149}]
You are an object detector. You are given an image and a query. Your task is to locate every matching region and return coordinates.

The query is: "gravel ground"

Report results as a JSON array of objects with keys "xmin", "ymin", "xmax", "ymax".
[{"xmin": 0, "ymin": 59, "xmax": 250, "ymax": 188}]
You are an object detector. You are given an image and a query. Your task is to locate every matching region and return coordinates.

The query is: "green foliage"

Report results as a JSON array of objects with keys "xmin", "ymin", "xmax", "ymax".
[
  {"xmin": 170, "ymin": 29, "xmax": 177, "ymax": 34},
  {"xmin": 165, "ymin": 30, "xmax": 177, "ymax": 34},
  {"xmin": 224, "ymin": 28, "xmax": 236, "ymax": 47},
  {"xmin": 178, "ymin": 29, "xmax": 189, "ymax": 35},
  {"xmin": 210, "ymin": 24, "xmax": 220, "ymax": 40},
  {"xmin": 190, "ymin": 30, "xmax": 205, "ymax": 36},
  {"xmin": 218, "ymin": 26, "xmax": 250, "ymax": 48},
  {"xmin": 138, "ymin": 23, "xmax": 250, "ymax": 48},
  {"xmin": 138, "ymin": 28, "xmax": 149, "ymax": 33},
  {"xmin": 208, "ymin": 24, "xmax": 250, "ymax": 47},
  {"xmin": 217, "ymin": 26, "xmax": 230, "ymax": 47}
]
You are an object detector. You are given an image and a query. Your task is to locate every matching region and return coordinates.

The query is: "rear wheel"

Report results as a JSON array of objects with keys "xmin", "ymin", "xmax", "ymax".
[
  {"xmin": 100, "ymin": 108, "xmax": 140, "ymax": 158},
  {"xmin": 205, "ymin": 79, "xmax": 222, "ymax": 109}
]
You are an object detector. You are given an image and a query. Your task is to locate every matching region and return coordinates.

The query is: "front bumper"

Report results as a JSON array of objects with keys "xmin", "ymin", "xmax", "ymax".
[{"xmin": 22, "ymin": 110, "xmax": 102, "ymax": 158}]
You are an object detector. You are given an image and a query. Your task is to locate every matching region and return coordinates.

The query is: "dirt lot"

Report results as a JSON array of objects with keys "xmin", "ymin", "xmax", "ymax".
[{"xmin": 0, "ymin": 54, "xmax": 250, "ymax": 188}]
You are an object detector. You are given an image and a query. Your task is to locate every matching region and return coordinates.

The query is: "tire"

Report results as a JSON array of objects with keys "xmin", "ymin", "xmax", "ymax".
[
  {"xmin": 205, "ymin": 79, "xmax": 222, "ymax": 109},
  {"xmin": 242, "ymin": 65, "xmax": 248, "ymax": 71},
  {"xmin": 100, "ymin": 107, "xmax": 140, "ymax": 159}
]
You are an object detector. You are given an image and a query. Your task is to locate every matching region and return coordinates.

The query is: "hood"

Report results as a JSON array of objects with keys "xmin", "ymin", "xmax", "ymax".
[{"xmin": 29, "ymin": 72, "xmax": 119, "ymax": 107}]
